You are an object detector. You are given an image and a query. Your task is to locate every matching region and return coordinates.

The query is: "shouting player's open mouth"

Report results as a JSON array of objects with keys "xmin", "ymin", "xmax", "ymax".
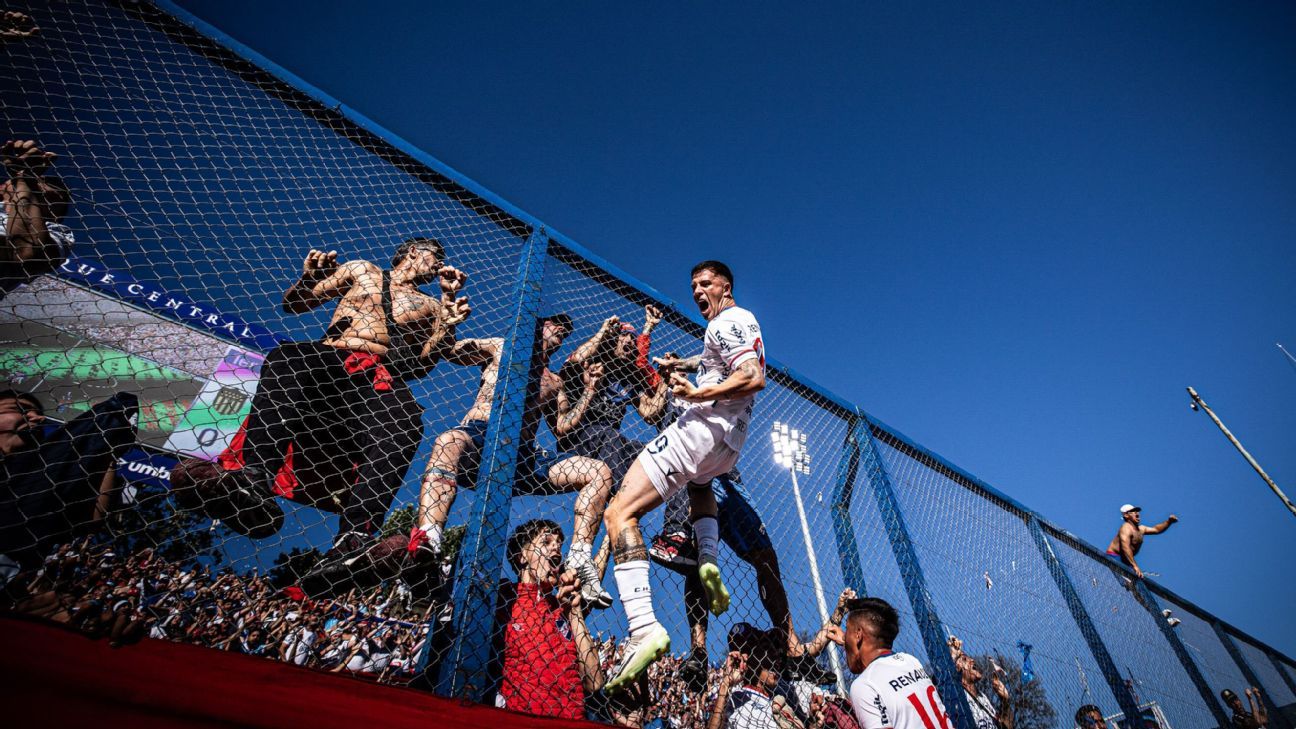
[{"xmin": 695, "ymin": 292, "xmax": 711, "ymax": 318}]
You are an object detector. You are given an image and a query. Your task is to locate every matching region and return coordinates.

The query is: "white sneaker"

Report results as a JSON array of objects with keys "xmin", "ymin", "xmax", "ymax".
[
  {"xmin": 606, "ymin": 623, "xmax": 671, "ymax": 692},
  {"xmin": 566, "ymin": 553, "xmax": 613, "ymax": 610}
]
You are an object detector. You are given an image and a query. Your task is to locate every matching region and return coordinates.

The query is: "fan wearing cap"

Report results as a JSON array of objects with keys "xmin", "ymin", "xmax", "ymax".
[
  {"xmin": 1104, "ymin": 504, "xmax": 1178, "ymax": 580},
  {"xmin": 558, "ymin": 306, "xmax": 672, "ymax": 482},
  {"xmin": 1220, "ymin": 687, "xmax": 1269, "ymax": 729}
]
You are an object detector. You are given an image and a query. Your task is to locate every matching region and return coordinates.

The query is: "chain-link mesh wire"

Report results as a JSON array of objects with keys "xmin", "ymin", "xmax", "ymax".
[
  {"xmin": 487, "ymin": 246, "xmax": 866, "ymax": 724},
  {"xmin": 1041, "ymin": 528, "xmax": 1222, "ymax": 728},
  {"xmin": 873, "ymin": 432, "xmax": 1125, "ymax": 729},
  {"xmin": 1283, "ymin": 658, "xmax": 1296, "ymax": 697},
  {"xmin": 1, "ymin": 2, "xmax": 1293, "ymax": 728},
  {"xmin": 3, "ymin": 0, "xmax": 527, "ymax": 683},
  {"xmin": 1231, "ymin": 632, "xmax": 1296, "ymax": 711},
  {"xmin": 839, "ymin": 440, "xmax": 934, "ymax": 670}
]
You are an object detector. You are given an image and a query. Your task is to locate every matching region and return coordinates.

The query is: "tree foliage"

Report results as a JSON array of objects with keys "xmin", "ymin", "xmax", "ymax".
[
  {"xmin": 107, "ymin": 483, "xmax": 222, "ymax": 566},
  {"xmin": 971, "ymin": 653, "xmax": 1057, "ymax": 729},
  {"xmin": 266, "ymin": 545, "xmax": 324, "ymax": 588},
  {"xmin": 379, "ymin": 505, "xmax": 466, "ymax": 562}
]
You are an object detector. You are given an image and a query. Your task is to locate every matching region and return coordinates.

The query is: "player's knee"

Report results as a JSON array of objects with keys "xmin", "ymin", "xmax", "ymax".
[
  {"xmin": 604, "ymin": 497, "xmax": 629, "ymax": 531},
  {"xmin": 590, "ymin": 459, "xmax": 613, "ymax": 487},
  {"xmin": 433, "ymin": 428, "xmax": 467, "ymax": 452}
]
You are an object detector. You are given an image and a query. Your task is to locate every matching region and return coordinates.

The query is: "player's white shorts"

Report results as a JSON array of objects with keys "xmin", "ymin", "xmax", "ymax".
[{"xmin": 637, "ymin": 409, "xmax": 740, "ymax": 500}]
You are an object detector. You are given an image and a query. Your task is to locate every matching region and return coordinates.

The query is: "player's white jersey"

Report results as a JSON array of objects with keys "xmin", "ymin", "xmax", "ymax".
[
  {"xmin": 691, "ymin": 305, "xmax": 765, "ymax": 451},
  {"xmin": 850, "ymin": 652, "xmax": 951, "ymax": 729}
]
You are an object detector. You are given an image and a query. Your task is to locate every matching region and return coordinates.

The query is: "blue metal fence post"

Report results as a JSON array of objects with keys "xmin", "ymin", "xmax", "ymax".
[
  {"xmin": 1128, "ymin": 581, "xmax": 1232, "ymax": 727},
  {"xmin": 433, "ymin": 227, "xmax": 550, "ymax": 699},
  {"xmin": 1268, "ymin": 651, "xmax": 1296, "ymax": 699},
  {"xmin": 830, "ymin": 414, "xmax": 868, "ymax": 597},
  {"xmin": 856, "ymin": 416, "xmax": 976, "ymax": 729},
  {"xmin": 1026, "ymin": 517, "xmax": 1145, "ymax": 723},
  {"xmin": 1213, "ymin": 621, "xmax": 1295, "ymax": 729}
]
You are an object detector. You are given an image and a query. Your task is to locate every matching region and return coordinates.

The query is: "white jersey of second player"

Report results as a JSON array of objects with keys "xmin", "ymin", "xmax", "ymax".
[
  {"xmin": 691, "ymin": 304, "xmax": 764, "ymax": 451},
  {"xmin": 849, "ymin": 651, "xmax": 951, "ymax": 729}
]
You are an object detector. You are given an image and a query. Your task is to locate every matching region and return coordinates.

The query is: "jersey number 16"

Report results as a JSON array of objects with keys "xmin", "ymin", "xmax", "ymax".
[{"xmin": 906, "ymin": 686, "xmax": 950, "ymax": 729}]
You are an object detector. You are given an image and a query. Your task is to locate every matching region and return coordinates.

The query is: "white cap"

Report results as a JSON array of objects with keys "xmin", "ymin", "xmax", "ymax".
[{"xmin": 1120, "ymin": 504, "xmax": 1141, "ymax": 514}]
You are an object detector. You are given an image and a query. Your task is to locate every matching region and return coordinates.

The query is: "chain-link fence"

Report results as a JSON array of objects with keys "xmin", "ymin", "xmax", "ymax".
[{"xmin": 1, "ymin": 2, "xmax": 1291, "ymax": 727}]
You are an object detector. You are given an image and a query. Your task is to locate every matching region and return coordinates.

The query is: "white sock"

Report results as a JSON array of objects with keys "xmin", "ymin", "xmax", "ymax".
[
  {"xmin": 569, "ymin": 541, "xmax": 593, "ymax": 565},
  {"xmin": 614, "ymin": 560, "xmax": 657, "ymax": 634},
  {"xmin": 417, "ymin": 522, "xmax": 443, "ymax": 552},
  {"xmin": 693, "ymin": 516, "xmax": 719, "ymax": 565}
]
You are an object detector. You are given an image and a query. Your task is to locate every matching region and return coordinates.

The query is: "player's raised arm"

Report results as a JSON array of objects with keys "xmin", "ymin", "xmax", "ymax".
[
  {"xmin": 559, "ymin": 569, "xmax": 606, "ymax": 694},
  {"xmin": 552, "ymin": 360, "xmax": 603, "ymax": 437},
  {"xmin": 282, "ymin": 249, "xmax": 367, "ymax": 313},
  {"xmin": 2, "ymin": 140, "xmax": 64, "ymax": 274},
  {"xmin": 633, "ymin": 305, "xmax": 671, "ymax": 425}
]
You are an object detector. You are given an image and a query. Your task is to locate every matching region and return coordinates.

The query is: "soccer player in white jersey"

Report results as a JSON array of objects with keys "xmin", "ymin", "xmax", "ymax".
[
  {"xmin": 603, "ymin": 260, "xmax": 766, "ymax": 692},
  {"xmin": 844, "ymin": 597, "xmax": 953, "ymax": 729}
]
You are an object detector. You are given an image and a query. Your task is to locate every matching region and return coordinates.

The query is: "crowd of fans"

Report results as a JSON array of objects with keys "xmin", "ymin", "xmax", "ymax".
[
  {"xmin": 0, "ymin": 9, "xmax": 1283, "ymax": 729},
  {"xmin": 5, "ymin": 536, "xmax": 430, "ymax": 682}
]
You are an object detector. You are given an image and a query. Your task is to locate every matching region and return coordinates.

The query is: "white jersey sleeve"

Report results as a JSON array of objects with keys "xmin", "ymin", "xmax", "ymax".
[{"xmin": 850, "ymin": 652, "xmax": 950, "ymax": 729}]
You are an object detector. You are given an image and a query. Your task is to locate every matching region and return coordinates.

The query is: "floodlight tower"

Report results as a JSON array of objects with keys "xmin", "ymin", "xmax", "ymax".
[{"xmin": 772, "ymin": 421, "xmax": 845, "ymax": 693}]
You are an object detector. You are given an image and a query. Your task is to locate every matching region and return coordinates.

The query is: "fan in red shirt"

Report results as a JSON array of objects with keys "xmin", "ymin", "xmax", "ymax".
[{"xmin": 498, "ymin": 519, "xmax": 605, "ymax": 720}]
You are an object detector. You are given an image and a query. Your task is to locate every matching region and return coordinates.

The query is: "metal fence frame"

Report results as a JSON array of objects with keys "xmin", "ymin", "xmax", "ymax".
[{"xmin": 48, "ymin": 2, "xmax": 1296, "ymax": 726}]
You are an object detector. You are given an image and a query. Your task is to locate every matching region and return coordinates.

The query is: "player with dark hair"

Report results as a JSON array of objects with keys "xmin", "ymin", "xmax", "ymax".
[
  {"xmin": 493, "ymin": 518, "xmax": 604, "ymax": 719},
  {"xmin": 391, "ymin": 313, "xmax": 616, "ymax": 608},
  {"xmin": 604, "ymin": 259, "xmax": 767, "ymax": 691},
  {"xmin": 1, "ymin": 139, "xmax": 74, "ymax": 297},
  {"xmin": 843, "ymin": 597, "xmax": 951, "ymax": 729},
  {"xmin": 646, "ymin": 352, "xmax": 849, "ymax": 687},
  {"xmin": 190, "ymin": 240, "xmax": 470, "ymax": 574}
]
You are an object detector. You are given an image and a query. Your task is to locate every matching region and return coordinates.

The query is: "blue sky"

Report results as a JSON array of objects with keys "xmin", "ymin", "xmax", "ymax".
[{"xmin": 168, "ymin": 1, "xmax": 1296, "ymax": 658}]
